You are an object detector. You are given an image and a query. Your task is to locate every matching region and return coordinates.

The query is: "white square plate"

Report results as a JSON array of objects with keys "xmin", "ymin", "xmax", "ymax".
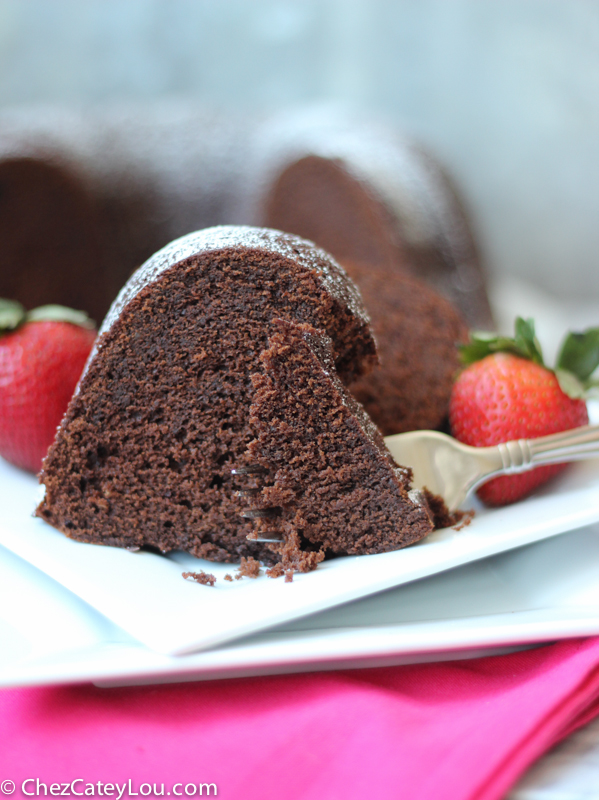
[
  {"xmin": 0, "ymin": 402, "xmax": 597, "ymax": 656},
  {"xmin": 2, "ymin": 521, "xmax": 599, "ymax": 689}
]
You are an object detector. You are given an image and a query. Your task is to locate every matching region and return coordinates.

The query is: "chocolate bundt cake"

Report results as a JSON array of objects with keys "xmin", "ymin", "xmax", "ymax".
[
  {"xmin": 36, "ymin": 227, "xmax": 434, "ymax": 564},
  {"xmin": 1, "ymin": 105, "xmax": 491, "ymax": 328}
]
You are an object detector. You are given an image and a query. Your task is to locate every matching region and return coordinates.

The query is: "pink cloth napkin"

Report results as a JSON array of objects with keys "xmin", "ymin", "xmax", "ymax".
[{"xmin": 3, "ymin": 637, "xmax": 599, "ymax": 800}]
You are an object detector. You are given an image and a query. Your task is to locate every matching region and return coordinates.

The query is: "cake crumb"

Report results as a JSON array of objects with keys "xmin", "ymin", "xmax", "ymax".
[
  {"xmin": 182, "ymin": 570, "xmax": 216, "ymax": 586},
  {"xmin": 234, "ymin": 556, "xmax": 262, "ymax": 580},
  {"xmin": 266, "ymin": 563, "xmax": 284, "ymax": 579},
  {"xmin": 452, "ymin": 509, "xmax": 475, "ymax": 531},
  {"xmin": 224, "ymin": 573, "xmax": 233, "ymax": 582},
  {"xmin": 422, "ymin": 488, "xmax": 475, "ymax": 530},
  {"xmin": 266, "ymin": 527, "xmax": 324, "ymax": 580}
]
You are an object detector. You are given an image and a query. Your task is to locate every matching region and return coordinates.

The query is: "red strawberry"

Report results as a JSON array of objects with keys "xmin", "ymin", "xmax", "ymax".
[
  {"xmin": 449, "ymin": 318, "xmax": 598, "ymax": 506},
  {"xmin": 0, "ymin": 300, "xmax": 96, "ymax": 473}
]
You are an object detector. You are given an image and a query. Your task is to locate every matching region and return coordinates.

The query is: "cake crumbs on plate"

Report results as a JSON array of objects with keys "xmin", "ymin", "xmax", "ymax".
[
  {"xmin": 265, "ymin": 528, "xmax": 325, "ymax": 581},
  {"xmin": 422, "ymin": 488, "xmax": 475, "ymax": 530},
  {"xmin": 182, "ymin": 570, "xmax": 216, "ymax": 586},
  {"xmin": 224, "ymin": 573, "xmax": 233, "ymax": 582},
  {"xmin": 235, "ymin": 556, "xmax": 262, "ymax": 579},
  {"xmin": 452, "ymin": 509, "xmax": 475, "ymax": 531}
]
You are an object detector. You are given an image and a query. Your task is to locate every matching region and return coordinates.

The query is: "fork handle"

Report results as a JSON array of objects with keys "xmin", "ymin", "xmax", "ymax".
[{"xmin": 493, "ymin": 424, "xmax": 599, "ymax": 474}]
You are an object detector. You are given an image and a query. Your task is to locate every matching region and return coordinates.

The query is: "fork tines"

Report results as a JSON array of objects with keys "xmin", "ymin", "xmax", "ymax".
[{"xmin": 231, "ymin": 464, "xmax": 283, "ymax": 542}]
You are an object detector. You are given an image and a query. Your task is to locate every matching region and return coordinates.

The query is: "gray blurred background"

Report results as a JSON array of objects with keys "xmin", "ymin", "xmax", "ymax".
[{"xmin": 1, "ymin": 0, "xmax": 598, "ymax": 326}]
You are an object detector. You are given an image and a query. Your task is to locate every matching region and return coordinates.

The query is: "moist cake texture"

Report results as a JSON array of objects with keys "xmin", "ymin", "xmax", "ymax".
[
  {"xmin": 2, "ymin": 107, "xmax": 487, "ymax": 439},
  {"xmin": 36, "ymin": 227, "xmax": 434, "ymax": 564},
  {"xmin": 245, "ymin": 319, "xmax": 434, "ymax": 555}
]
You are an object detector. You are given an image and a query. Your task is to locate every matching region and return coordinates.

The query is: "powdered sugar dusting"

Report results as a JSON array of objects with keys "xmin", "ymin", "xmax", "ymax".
[
  {"xmin": 408, "ymin": 488, "xmax": 425, "ymax": 507},
  {"xmin": 241, "ymin": 109, "xmax": 472, "ymax": 263},
  {"xmin": 85, "ymin": 225, "xmax": 368, "ymax": 378}
]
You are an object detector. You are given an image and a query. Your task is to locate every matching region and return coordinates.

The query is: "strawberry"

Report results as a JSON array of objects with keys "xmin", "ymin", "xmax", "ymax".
[
  {"xmin": 0, "ymin": 299, "xmax": 96, "ymax": 473},
  {"xmin": 450, "ymin": 318, "xmax": 599, "ymax": 506}
]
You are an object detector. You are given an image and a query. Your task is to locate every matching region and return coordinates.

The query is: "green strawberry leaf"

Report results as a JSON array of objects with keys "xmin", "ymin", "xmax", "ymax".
[
  {"xmin": 26, "ymin": 305, "xmax": 96, "ymax": 330},
  {"xmin": 556, "ymin": 328, "xmax": 599, "ymax": 382},
  {"xmin": 458, "ymin": 332, "xmax": 498, "ymax": 365},
  {"xmin": 0, "ymin": 299, "xmax": 26, "ymax": 334},
  {"xmin": 459, "ymin": 318, "xmax": 545, "ymax": 367},
  {"xmin": 459, "ymin": 316, "xmax": 599, "ymax": 402},
  {"xmin": 514, "ymin": 317, "xmax": 544, "ymax": 365},
  {"xmin": 555, "ymin": 368, "xmax": 587, "ymax": 400}
]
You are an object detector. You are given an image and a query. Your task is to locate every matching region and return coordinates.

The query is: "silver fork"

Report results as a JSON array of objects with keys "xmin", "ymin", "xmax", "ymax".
[{"xmin": 384, "ymin": 424, "xmax": 599, "ymax": 512}]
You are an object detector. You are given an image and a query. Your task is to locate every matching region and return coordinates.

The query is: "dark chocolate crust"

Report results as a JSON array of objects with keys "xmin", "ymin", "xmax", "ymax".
[
  {"xmin": 246, "ymin": 319, "xmax": 434, "ymax": 555},
  {"xmin": 36, "ymin": 227, "xmax": 381, "ymax": 563},
  {"xmin": 266, "ymin": 156, "xmax": 401, "ymax": 274},
  {"xmin": 0, "ymin": 157, "xmax": 110, "ymax": 322}
]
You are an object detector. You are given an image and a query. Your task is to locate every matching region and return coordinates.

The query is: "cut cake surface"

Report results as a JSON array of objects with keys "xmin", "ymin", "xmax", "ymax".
[{"xmin": 246, "ymin": 319, "xmax": 434, "ymax": 556}]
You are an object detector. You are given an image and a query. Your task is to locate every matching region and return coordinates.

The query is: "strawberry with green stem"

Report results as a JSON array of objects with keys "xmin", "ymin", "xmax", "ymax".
[
  {"xmin": 450, "ymin": 317, "xmax": 599, "ymax": 506},
  {"xmin": 0, "ymin": 299, "xmax": 96, "ymax": 473}
]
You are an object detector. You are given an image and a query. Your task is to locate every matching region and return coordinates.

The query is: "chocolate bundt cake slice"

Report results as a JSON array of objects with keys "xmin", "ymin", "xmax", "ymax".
[
  {"xmin": 245, "ymin": 319, "xmax": 433, "ymax": 556},
  {"xmin": 37, "ymin": 226, "xmax": 433, "ymax": 564}
]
